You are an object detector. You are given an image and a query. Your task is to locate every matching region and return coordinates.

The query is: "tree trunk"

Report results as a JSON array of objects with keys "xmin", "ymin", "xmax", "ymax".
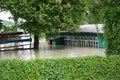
[{"xmin": 34, "ymin": 34, "xmax": 39, "ymax": 50}]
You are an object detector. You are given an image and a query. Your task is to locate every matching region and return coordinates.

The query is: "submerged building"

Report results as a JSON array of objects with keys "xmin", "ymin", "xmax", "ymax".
[{"xmin": 50, "ymin": 24, "xmax": 106, "ymax": 48}]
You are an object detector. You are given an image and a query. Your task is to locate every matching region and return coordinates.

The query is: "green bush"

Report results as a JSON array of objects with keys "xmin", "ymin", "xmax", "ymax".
[
  {"xmin": 104, "ymin": 4, "xmax": 120, "ymax": 55},
  {"xmin": 101, "ymin": 1, "xmax": 120, "ymax": 55},
  {"xmin": 0, "ymin": 56, "xmax": 120, "ymax": 80}
]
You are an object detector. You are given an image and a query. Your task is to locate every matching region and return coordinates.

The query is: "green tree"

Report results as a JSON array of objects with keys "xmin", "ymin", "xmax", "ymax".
[
  {"xmin": 0, "ymin": 0, "xmax": 86, "ymax": 49},
  {"xmin": 0, "ymin": 19, "xmax": 3, "ymax": 30},
  {"xmin": 88, "ymin": 0, "xmax": 120, "ymax": 55},
  {"xmin": 104, "ymin": 0, "xmax": 120, "ymax": 55},
  {"xmin": 86, "ymin": 0, "xmax": 105, "ymax": 24},
  {"xmin": 63, "ymin": 0, "xmax": 86, "ymax": 24},
  {"xmin": 1, "ymin": 25, "xmax": 18, "ymax": 33}
]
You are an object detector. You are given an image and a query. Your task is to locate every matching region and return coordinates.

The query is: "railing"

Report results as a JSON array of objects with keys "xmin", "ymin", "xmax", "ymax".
[
  {"xmin": 0, "ymin": 32, "xmax": 32, "ymax": 51},
  {"xmin": 64, "ymin": 36, "xmax": 98, "ymax": 48}
]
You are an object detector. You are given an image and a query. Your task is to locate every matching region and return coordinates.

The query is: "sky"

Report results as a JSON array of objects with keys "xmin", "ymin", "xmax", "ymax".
[{"xmin": 0, "ymin": 11, "xmax": 14, "ymax": 22}]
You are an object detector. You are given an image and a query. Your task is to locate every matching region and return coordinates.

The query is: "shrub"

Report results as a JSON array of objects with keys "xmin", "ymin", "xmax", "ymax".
[
  {"xmin": 104, "ymin": 4, "xmax": 120, "ymax": 55},
  {"xmin": 0, "ymin": 56, "xmax": 120, "ymax": 80}
]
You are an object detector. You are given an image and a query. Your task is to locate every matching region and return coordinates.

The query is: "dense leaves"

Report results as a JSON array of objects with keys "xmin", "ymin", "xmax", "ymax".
[
  {"xmin": 0, "ymin": 56, "xmax": 120, "ymax": 80},
  {"xmin": 1, "ymin": 25, "xmax": 18, "ymax": 33},
  {"xmin": 0, "ymin": 0, "xmax": 85, "ymax": 49},
  {"xmin": 0, "ymin": 19, "xmax": 3, "ymax": 30},
  {"xmin": 104, "ymin": 2, "xmax": 120, "ymax": 55},
  {"xmin": 0, "ymin": 0, "xmax": 83, "ymax": 35},
  {"xmin": 88, "ymin": 0, "xmax": 120, "ymax": 55}
]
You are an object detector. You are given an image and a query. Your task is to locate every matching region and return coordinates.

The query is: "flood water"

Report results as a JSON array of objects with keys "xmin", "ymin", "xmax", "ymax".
[{"xmin": 0, "ymin": 42, "xmax": 105, "ymax": 60}]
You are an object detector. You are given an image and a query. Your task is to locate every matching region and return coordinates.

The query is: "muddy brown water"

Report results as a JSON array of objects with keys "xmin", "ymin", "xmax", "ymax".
[{"xmin": 0, "ymin": 44, "xmax": 105, "ymax": 60}]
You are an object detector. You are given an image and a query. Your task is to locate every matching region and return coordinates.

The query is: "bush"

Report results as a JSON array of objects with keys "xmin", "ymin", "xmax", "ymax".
[
  {"xmin": 103, "ymin": 2, "xmax": 120, "ymax": 55},
  {"xmin": 0, "ymin": 56, "xmax": 120, "ymax": 80}
]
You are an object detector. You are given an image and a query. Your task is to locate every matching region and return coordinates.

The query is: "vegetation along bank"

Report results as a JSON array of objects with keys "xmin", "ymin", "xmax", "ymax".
[{"xmin": 0, "ymin": 56, "xmax": 120, "ymax": 80}]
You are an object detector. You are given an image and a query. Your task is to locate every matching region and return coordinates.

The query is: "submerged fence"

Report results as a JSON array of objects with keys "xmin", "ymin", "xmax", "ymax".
[{"xmin": 64, "ymin": 36, "xmax": 98, "ymax": 48}]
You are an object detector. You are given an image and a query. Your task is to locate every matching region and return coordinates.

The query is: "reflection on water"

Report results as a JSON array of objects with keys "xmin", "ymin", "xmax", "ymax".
[{"xmin": 0, "ymin": 44, "xmax": 105, "ymax": 60}]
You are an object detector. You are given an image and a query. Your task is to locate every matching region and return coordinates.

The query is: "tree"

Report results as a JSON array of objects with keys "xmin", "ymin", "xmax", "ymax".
[
  {"xmin": 85, "ymin": 0, "xmax": 105, "ymax": 24},
  {"xmin": 46, "ymin": 0, "xmax": 86, "ymax": 39},
  {"xmin": 0, "ymin": 19, "xmax": 3, "ymax": 30},
  {"xmin": 1, "ymin": 25, "xmax": 18, "ymax": 33},
  {"xmin": 103, "ymin": 0, "xmax": 120, "ymax": 55},
  {"xmin": 0, "ymin": 0, "xmax": 84, "ymax": 49},
  {"xmin": 63, "ymin": 0, "xmax": 86, "ymax": 24},
  {"xmin": 88, "ymin": 0, "xmax": 120, "ymax": 55}
]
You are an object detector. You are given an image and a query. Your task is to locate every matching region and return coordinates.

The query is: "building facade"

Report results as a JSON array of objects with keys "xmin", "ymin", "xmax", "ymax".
[{"xmin": 50, "ymin": 24, "xmax": 106, "ymax": 48}]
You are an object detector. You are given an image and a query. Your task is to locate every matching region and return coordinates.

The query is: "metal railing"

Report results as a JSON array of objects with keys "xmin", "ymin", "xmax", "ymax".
[{"xmin": 64, "ymin": 36, "xmax": 98, "ymax": 48}]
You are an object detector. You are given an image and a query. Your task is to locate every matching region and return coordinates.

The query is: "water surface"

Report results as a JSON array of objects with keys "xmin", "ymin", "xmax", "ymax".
[{"xmin": 0, "ymin": 44, "xmax": 105, "ymax": 60}]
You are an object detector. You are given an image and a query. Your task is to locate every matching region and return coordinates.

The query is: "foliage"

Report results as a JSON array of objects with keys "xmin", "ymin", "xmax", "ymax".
[
  {"xmin": 0, "ymin": 0, "xmax": 20, "ymax": 23},
  {"xmin": 86, "ymin": 0, "xmax": 106, "ymax": 24},
  {"xmin": 0, "ymin": 56, "xmax": 120, "ymax": 80},
  {"xmin": 1, "ymin": 0, "xmax": 120, "ymax": 53},
  {"xmin": 88, "ymin": 0, "xmax": 120, "ymax": 55},
  {"xmin": 0, "ymin": 19, "xmax": 3, "ymax": 30},
  {"xmin": 104, "ymin": 1, "xmax": 120, "ymax": 55},
  {"xmin": 0, "ymin": 0, "xmax": 86, "ymax": 49},
  {"xmin": 1, "ymin": 24, "xmax": 18, "ymax": 33},
  {"xmin": 63, "ymin": 0, "xmax": 86, "ymax": 24},
  {"xmin": 0, "ymin": 0, "xmax": 82, "ymax": 35}
]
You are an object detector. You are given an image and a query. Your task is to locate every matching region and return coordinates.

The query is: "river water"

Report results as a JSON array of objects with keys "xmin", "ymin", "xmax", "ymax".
[{"xmin": 0, "ymin": 42, "xmax": 105, "ymax": 60}]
